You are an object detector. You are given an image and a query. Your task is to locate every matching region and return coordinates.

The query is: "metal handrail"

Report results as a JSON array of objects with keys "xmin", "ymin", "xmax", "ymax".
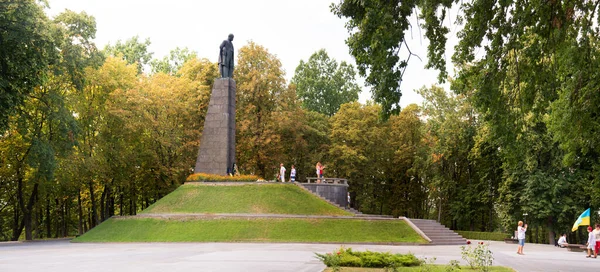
[{"xmin": 304, "ymin": 177, "xmax": 348, "ymax": 185}]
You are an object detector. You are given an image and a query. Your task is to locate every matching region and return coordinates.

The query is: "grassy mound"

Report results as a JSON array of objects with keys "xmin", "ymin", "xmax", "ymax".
[
  {"xmin": 72, "ymin": 217, "xmax": 426, "ymax": 243},
  {"xmin": 141, "ymin": 183, "xmax": 352, "ymax": 216}
]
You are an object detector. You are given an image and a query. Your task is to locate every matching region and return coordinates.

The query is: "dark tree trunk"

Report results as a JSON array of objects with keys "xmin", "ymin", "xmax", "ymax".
[
  {"xmin": 119, "ymin": 187, "xmax": 124, "ymax": 216},
  {"xmin": 105, "ymin": 184, "xmax": 113, "ymax": 218},
  {"xmin": 46, "ymin": 196, "xmax": 51, "ymax": 238},
  {"xmin": 23, "ymin": 183, "xmax": 39, "ymax": 241},
  {"xmin": 11, "ymin": 201, "xmax": 21, "ymax": 241},
  {"xmin": 77, "ymin": 190, "xmax": 83, "ymax": 235},
  {"xmin": 100, "ymin": 186, "xmax": 106, "ymax": 222},
  {"xmin": 547, "ymin": 216, "xmax": 555, "ymax": 245},
  {"xmin": 89, "ymin": 181, "xmax": 97, "ymax": 227},
  {"xmin": 64, "ymin": 198, "xmax": 69, "ymax": 237},
  {"xmin": 54, "ymin": 198, "xmax": 60, "ymax": 238}
]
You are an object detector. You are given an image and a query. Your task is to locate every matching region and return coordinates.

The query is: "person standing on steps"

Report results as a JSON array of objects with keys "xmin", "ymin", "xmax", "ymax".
[
  {"xmin": 516, "ymin": 221, "xmax": 527, "ymax": 255},
  {"xmin": 290, "ymin": 165, "xmax": 296, "ymax": 183},
  {"xmin": 279, "ymin": 163, "xmax": 286, "ymax": 183},
  {"xmin": 347, "ymin": 192, "xmax": 351, "ymax": 208},
  {"xmin": 316, "ymin": 162, "xmax": 321, "ymax": 183}
]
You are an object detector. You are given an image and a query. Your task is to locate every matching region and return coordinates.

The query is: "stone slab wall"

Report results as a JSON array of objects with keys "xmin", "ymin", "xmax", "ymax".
[
  {"xmin": 194, "ymin": 78, "xmax": 236, "ymax": 175},
  {"xmin": 301, "ymin": 183, "xmax": 348, "ymax": 207}
]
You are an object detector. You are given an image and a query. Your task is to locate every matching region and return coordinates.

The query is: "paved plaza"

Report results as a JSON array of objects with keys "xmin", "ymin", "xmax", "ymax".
[{"xmin": 1, "ymin": 240, "xmax": 598, "ymax": 271}]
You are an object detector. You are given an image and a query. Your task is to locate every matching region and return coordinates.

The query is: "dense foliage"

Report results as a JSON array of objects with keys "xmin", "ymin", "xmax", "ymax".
[
  {"xmin": 332, "ymin": 0, "xmax": 600, "ymax": 245},
  {"xmin": 291, "ymin": 49, "xmax": 361, "ymax": 116},
  {"xmin": 315, "ymin": 247, "xmax": 422, "ymax": 270},
  {"xmin": 1, "ymin": 1, "xmax": 599, "ymax": 246}
]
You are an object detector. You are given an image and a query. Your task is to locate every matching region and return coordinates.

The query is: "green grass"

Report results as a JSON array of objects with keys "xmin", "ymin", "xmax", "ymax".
[
  {"xmin": 72, "ymin": 217, "xmax": 426, "ymax": 243},
  {"xmin": 456, "ymin": 231, "xmax": 511, "ymax": 241},
  {"xmin": 324, "ymin": 266, "xmax": 514, "ymax": 272},
  {"xmin": 141, "ymin": 183, "xmax": 352, "ymax": 216}
]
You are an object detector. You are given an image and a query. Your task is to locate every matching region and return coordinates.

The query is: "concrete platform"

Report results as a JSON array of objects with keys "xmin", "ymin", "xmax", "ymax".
[{"xmin": 0, "ymin": 240, "xmax": 598, "ymax": 271}]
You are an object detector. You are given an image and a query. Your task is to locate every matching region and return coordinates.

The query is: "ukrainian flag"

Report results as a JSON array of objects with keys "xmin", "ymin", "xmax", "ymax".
[{"xmin": 571, "ymin": 208, "xmax": 591, "ymax": 232}]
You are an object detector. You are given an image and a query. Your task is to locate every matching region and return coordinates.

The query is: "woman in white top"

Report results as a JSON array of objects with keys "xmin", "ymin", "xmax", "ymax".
[
  {"xmin": 587, "ymin": 226, "xmax": 597, "ymax": 258},
  {"xmin": 516, "ymin": 221, "xmax": 527, "ymax": 255},
  {"xmin": 316, "ymin": 162, "xmax": 322, "ymax": 183}
]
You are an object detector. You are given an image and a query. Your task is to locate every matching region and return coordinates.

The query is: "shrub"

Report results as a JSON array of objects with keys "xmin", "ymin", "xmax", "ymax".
[
  {"xmin": 315, "ymin": 247, "xmax": 422, "ymax": 270},
  {"xmin": 461, "ymin": 243, "xmax": 494, "ymax": 272},
  {"xmin": 339, "ymin": 254, "xmax": 362, "ymax": 267},
  {"xmin": 398, "ymin": 254, "xmax": 421, "ymax": 267},
  {"xmin": 186, "ymin": 173, "xmax": 260, "ymax": 182},
  {"xmin": 315, "ymin": 252, "xmax": 342, "ymax": 272},
  {"xmin": 456, "ymin": 231, "xmax": 510, "ymax": 241}
]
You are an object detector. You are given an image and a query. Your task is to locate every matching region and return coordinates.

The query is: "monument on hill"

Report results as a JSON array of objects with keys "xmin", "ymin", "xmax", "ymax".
[{"xmin": 194, "ymin": 34, "xmax": 236, "ymax": 175}]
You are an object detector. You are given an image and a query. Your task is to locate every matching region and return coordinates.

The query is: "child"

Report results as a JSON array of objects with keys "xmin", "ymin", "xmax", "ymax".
[
  {"xmin": 587, "ymin": 226, "xmax": 597, "ymax": 258},
  {"xmin": 290, "ymin": 165, "xmax": 296, "ymax": 182},
  {"xmin": 517, "ymin": 221, "xmax": 527, "ymax": 255},
  {"xmin": 557, "ymin": 233, "xmax": 568, "ymax": 248}
]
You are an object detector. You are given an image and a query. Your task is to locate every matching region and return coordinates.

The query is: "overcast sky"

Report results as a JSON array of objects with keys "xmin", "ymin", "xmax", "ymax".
[{"xmin": 46, "ymin": 0, "xmax": 460, "ymax": 108}]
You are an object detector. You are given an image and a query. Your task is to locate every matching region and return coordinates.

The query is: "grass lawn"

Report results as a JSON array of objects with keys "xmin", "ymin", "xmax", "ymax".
[
  {"xmin": 324, "ymin": 266, "xmax": 514, "ymax": 271},
  {"xmin": 72, "ymin": 217, "xmax": 426, "ymax": 243},
  {"xmin": 141, "ymin": 183, "xmax": 352, "ymax": 216}
]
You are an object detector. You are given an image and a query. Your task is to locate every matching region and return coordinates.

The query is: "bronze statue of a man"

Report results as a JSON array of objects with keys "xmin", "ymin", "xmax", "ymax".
[{"xmin": 219, "ymin": 34, "xmax": 234, "ymax": 78}]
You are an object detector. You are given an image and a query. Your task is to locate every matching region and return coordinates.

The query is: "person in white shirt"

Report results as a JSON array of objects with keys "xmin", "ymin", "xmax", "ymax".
[
  {"xmin": 557, "ymin": 233, "xmax": 568, "ymax": 248},
  {"xmin": 290, "ymin": 165, "xmax": 296, "ymax": 182},
  {"xmin": 279, "ymin": 163, "xmax": 286, "ymax": 183},
  {"xmin": 587, "ymin": 226, "xmax": 597, "ymax": 258},
  {"xmin": 516, "ymin": 221, "xmax": 527, "ymax": 255},
  {"xmin": 347, "ymin": 192, "xmax": 351, "ymax": 208}
]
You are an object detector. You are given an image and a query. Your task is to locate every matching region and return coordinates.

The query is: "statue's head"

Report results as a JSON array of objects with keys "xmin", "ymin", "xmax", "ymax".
[{"xmin": 228, "ymin": 34, "xmax": 234, "ymax": 42}]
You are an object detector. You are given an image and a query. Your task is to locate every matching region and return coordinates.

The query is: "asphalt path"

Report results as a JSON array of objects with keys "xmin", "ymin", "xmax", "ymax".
[{"xmin": 1, "ymin": 240, "xmax": 598, "ymax": 271}]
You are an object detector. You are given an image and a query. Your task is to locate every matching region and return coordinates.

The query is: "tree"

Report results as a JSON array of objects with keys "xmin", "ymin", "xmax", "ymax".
[
  {"xmin": 291, "ymin": 49, "xmax": 361, "ymax": 116},
  {"xmin": 104, "ymin": 36, "xmax": 153, "ymax": 74},
  {"xmin": 0, "ymin": 0, "xmax": 58, "ymax": 131},
  {"xmin": 331, "ymin": 0, "xmax": 452, "ymax": 117},
  {"xmin": 150, "ymin": 47, "xmax": 197, "ymax": 75},
  {"xmin": 418, "ymin": 85, "xmax": 491, "ymax": 231},
  {"xmin": 329, "ymin": 102, "xmax": 388, "ymax": 213},
  {"xmin": 235, "ymin": 42, "xmax": 287, "ymax": 178},
  {"xmin": 386, "ymin": 104, "xmax": 429, "ymax": 218}
]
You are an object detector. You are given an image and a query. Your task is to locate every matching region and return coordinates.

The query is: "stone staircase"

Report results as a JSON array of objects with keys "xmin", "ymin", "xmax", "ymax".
[
  {"xmin": 294, "ymin": 183, "xmax": 394, "ymax": 218},
  {"xmin": 408, "ymin": 218, "xmax": 467, "ymax": 245},
  {"xmin": 294, "ymin": 183, "xmax": 363, "ymax": 215}
]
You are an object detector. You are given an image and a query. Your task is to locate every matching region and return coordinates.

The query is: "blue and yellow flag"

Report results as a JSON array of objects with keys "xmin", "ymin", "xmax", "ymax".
[{"xmin": 571, "ymin": 208, "xmax": 591, "ymax": 232}]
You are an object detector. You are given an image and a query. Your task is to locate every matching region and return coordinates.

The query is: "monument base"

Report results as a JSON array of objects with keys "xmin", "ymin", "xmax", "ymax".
[
  {"xmin": 194, "ymin": 78, "xmax": 236, "ymax": 175},
  {"xmin": 300, "ymin": 183, "xmax": 348, "ymax": 207}
]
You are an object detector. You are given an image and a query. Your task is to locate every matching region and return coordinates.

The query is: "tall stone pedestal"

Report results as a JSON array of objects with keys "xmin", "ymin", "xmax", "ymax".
[{"xmin": 194, "ymin": 78, "xmax": 236, "ymax": 175}]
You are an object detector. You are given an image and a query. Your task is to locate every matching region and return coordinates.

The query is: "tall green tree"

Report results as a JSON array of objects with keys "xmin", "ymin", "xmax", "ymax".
[
  {"xmin": 386, "ymin": 104, "xmax": 429, "ymax": 218},
  {"xmin": 329, "ymin": 102, "xmax": 388, "ymax": 213},
  {"xmin": 235, "ymin": 42, "xmax": 287, "ymax": 178},
  {"xmin": 150, "ymin": 47, "xmax": 197, "ymax": 75},
  {"xmin": 0, "ymin": 0, "xmax": 58, "ymax": 131},
  {"xmin": 291, "ymin": 49, "xmax": 361, "ymax": 116},
  {"xmin": 104, "ymin": 36, "xmax": 153, "ymax": 74},
  {"xmin": 331, "ymin": 0, "xmax": 452, "ymax": 117}
]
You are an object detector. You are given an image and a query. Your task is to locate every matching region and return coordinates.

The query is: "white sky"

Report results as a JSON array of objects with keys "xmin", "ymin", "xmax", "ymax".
[{"xmin": 46, "ymin": 0, "xmax": 460, "ymax": 108}]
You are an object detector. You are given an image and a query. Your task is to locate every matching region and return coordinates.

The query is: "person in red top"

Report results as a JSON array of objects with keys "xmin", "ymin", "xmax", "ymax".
[{"xmin": 594, "ymin": 224, "xmax": 600, "ymax": 258}]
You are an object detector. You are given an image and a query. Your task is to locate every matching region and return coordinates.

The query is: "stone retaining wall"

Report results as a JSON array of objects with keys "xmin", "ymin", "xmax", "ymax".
[{"xmin": 300, "ymin": 183, "xmax": 348, "ymax": 207}]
